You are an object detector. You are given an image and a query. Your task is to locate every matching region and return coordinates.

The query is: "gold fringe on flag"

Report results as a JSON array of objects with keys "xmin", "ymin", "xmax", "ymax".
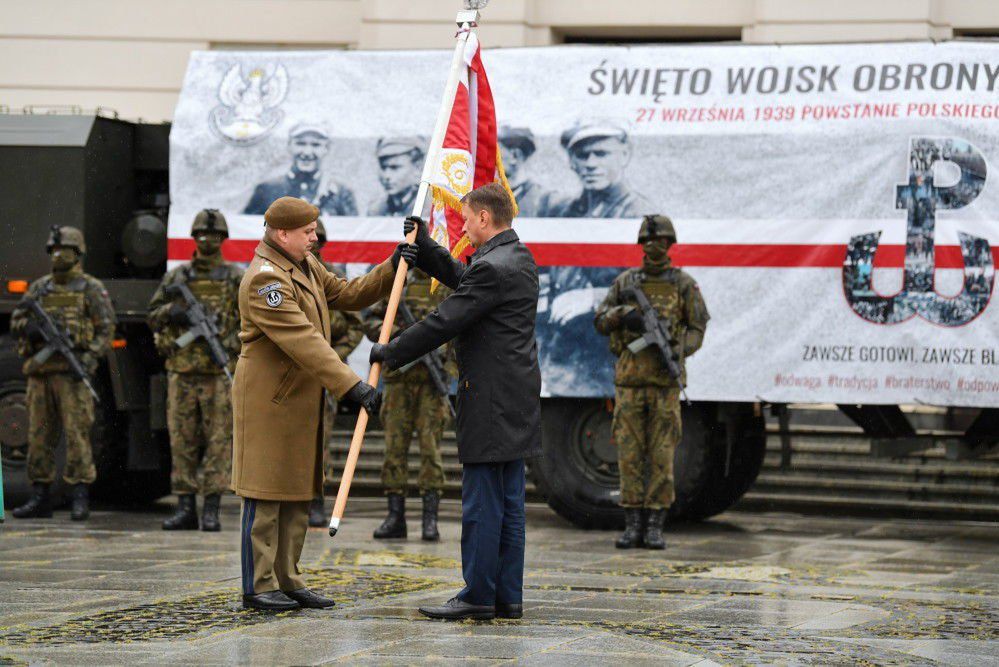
[{"xmin": 494, "ymin": 142, "xmax": 520, "ymax": 218}]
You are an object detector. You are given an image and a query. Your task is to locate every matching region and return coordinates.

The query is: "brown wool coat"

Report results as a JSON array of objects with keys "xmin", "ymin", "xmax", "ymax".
[{"xmin": 231, "ymin": 241, "xmax": 394, "ymax": 500}]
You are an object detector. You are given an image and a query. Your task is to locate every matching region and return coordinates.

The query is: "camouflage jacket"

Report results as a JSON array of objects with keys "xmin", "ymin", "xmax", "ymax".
[
  {"xmin": 594, "ymin": 264, "xmax": 709, "ymax": 388},
  {"xmin": 10, "ymin": 265, "xmax": 116, "ymax": 377},
  {"xmin": 147, "ymin": 253, "xmax": 244, "ymax": 374},
  {"xmin": 363, "ymin": 272, "xmax": 455, "ymax": 384},
  {"xmin": 321, "ymin": 261, "xmax": 365, "ymax": 361}
]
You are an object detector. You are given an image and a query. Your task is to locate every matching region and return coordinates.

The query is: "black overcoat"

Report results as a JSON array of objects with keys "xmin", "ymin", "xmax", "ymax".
[{"xmin": 383, "ymin": 228, "xmax": 542, "ymax": 464}]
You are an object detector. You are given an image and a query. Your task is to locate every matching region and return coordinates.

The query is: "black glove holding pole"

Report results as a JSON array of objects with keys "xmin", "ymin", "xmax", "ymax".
[
  {"xmin": 403, "ymin": 216, "xmax": 432, "ymax": 244},
  {"xmin": 369, "ymin": 343, "xmax": 388, "ymax": 367},
  {"xmin": 345, "ymin": 381, "xmax": 382, "ymax": 415},
  {"xmin": 392, "ymin": 242, "xmax": 419, "ymax": 270}
]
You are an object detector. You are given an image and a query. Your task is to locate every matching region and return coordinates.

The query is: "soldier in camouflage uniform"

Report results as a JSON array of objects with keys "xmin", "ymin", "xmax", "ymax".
[
  {"xmin": 594, "ymin": 215, "xmax": 709, "ymax": 550},
  {"xmin": 364, "ymin": 270, "xmax": 452, "ymax": 541},
  {"xmin": 307, "ymin": 219, "xmax": 366, "ymax": 527},
  {"xmin": 10, "ymin": 226, "xmax": 115, "ymax": 521},
  {"xmin": 148, "ymin": 209, "xmax": 243, "ymax": 532}
]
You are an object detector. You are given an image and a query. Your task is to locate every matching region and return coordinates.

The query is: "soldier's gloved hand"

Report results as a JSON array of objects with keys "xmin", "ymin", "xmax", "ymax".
[
  {"xmin": 622, "ymin": 308, "xmax": 644, "ymax": 332},
  {"xmin": 392, "ymin": 243, "xmax": 419, "ymax": 270},
  {"xmin": 368, "ymin": 343, "xmax": 387, "ymax": 365},
  {"xmin": 23, "ymin": 321, "xmax": 45, "ymax": 344},
  {"xmin": 403, "ymin": 216, "xmax": 431, "ymax": 244},
  {"xmin": 168, "ymin": 302, "xmax": 190, "ymax": 326},
  {"xmin": 345, "ymin": 381, "xmax": 382, "ymax": 415}
]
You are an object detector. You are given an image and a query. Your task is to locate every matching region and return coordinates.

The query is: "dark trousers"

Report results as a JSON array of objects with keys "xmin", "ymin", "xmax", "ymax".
[{"xmin": 457, "ymin": 459, "xmax": 526, "ymax": 606}]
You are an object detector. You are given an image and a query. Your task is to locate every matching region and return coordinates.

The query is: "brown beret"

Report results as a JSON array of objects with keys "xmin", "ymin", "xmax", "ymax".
[{"xmin": 264, "ymin": 196, "xmax": 319, "ymax": 230}]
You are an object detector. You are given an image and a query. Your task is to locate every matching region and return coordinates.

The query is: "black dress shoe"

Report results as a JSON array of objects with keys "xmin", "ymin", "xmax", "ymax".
[
  {"xmin": 496, "ymin": 603, "xmax": 523, "ymax": 619},
  {"xmin": 284, "ymin": 588, "xmax": 335, "ymax": 609},
  {"xmin": 242, "ymin": 590, "xmax": 300, "ymax": 611},
  {"xmin": 418, "ymin": 596, "xmax": 495, "ymax": 621}
]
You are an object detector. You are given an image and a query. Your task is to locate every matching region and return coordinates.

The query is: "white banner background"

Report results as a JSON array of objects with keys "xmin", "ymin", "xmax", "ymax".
[{"xmin": 170, "ymin": 42, "xmax": 999, "ymax": 406}]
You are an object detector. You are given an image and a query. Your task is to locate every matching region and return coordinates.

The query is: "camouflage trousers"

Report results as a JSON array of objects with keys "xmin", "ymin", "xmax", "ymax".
[
  {"xmin": 613, "ymin": 385, "xmax": 681, "ymax": 510},
  {"xmin": 26, "ymin": 374, "xmax": 96, "ymax": 485},
  {"xmin": 167, "ymin": 372, "xmax": 232, "ymax": 495},
  {"xmin": 380, "ymin": 382, "xmax": 447, "ymax": 495}
]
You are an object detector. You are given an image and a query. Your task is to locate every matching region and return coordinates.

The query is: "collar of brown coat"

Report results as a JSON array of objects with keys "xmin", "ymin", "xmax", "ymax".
[{"xmin": 255, "ymin": 240, "xmax": 316, "ymax": 295}]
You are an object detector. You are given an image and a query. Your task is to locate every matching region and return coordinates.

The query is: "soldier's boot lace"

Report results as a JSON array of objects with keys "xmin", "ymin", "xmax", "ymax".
[
  {"xmin": 644, "ymin": 509, "xmax": 667, "ymax": 550},
  {"xmin": 162, "ymin": 494, "xmax": 199, "ymax": 530},
  {"xmin": 421, "ymin": 491, "xmax": 440, "ymax": 542},
  {"xmin": 373, "ymin": 493, "xmax": 407, "ymax": 539},
  {"xmin": 12, "ymin": 483, "xmax": 53, "ymax": 519},
  {"xmin": 201, "ymin": 494, "xmax": 222, "ymax": 532},
  {"xmin": 70, "ymin": 483, "xmax": 90, "ymax": 521},
  {"xmin": 615, "ymin": 508, "xmax": 644, "ymax": 549},
  {"xmin": 308, "ymin": 496, "xmax": 327, "ymax": 528}
]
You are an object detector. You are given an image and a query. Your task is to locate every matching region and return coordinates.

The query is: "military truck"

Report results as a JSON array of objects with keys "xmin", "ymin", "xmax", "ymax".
[
  {"xmin": 0, "ymin": 110, "xmax": 766, "ymax": 524},
  {"xmin": 0, "ymin": 111, "xmax": 172, "ymax": 504}
]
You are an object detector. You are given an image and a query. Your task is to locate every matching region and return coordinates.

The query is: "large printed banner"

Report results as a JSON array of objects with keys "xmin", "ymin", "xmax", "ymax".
[{"xmin": 170, "ymin": 42, "xmax": 999, "ymax": 406}]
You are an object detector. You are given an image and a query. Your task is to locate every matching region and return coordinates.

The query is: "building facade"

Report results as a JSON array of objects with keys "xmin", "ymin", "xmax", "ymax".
[{"xmin": 2, "ymin": 0, "xmax": 999, "ymax": 122}]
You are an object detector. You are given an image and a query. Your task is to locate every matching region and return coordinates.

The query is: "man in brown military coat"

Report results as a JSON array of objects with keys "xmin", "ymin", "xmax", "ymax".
[{"xmin": 232, "ymin": 196, "xmax": 417, "ymax": 611}]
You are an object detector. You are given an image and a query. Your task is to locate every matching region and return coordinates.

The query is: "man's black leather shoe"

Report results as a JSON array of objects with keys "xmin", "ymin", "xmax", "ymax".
[
  {"xmin": 242, "ymin": 590, "xmax": 300, "ymax": 611},
  {"xmin": 496, "ymin": 603, "xmax": 523, "ymax": 619},
  {"xmin": 284, "ymin": 588, "xmax": 335, "ymax": 609},
  {"xmin": 419, "ymin": 596, "xmax": 495, "ymax": 621}
]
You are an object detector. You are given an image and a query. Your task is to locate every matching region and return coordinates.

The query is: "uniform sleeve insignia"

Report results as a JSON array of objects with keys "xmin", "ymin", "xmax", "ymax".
[
  {"xmin": 256, "ymin": 282, "xmax": 281, "ymax": 295},
  {"xmin": 265, "ymin": 291, "xmax": 283, "ymax": 308}
]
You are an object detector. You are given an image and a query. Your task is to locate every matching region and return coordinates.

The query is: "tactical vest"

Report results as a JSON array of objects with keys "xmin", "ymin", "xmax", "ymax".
[
  {"xmin": 23, "ymin": 275, "xmax": 95, "ymax": 375},
  {"xmin": 163, "ymin": 264, "xmax": 233, "ymax": 374},
  {"xmin": 610, "ymin": 269, "xmax": 687, "ymax": 388},
  {"xmin": 384, "ymin": 276, "xmax": 449, "ymax": 384}
]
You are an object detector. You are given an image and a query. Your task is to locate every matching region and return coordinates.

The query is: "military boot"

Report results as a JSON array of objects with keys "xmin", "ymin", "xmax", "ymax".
[
  {"xmin": 12, "ymin": 483, "xmax": 53, "ymax": 519},
  {"xmin": 162, "ymin": 494, "xmax": 199, "ymax": 530},
  {"xmin": 644, "ymin": 509, "xmax": 667, "ymax": 550},
  {"xmin": 308, "ymin": 497, "xmax": 326, "ymax": 528},
  {"xmin": 373, "ymin": 494, "xmax": 406, "ymax": 539},
  {"xmin": 421, "ymin": 491, "xmax": 440, "ymax": 542},
  {"xmin": 201, "ymin": 494, "xmax": 221, "ymax": 532},
  {"xmin": 70, "ymin": 483, "xmax": 90, "ymax": 521},
  {"xmin": 614, "ymin": 508, "xmax": 644, "ymax": 549}
]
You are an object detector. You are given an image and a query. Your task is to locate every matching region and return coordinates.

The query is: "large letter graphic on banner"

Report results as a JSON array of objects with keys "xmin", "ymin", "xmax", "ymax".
[{"xmin": 843, "ymin": 137, "xmax": 994, "ymax": 326}]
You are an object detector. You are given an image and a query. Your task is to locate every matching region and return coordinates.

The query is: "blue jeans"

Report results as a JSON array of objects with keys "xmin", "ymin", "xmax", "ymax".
[{"xmin": 457, "ymin": 459, "xmax": 526, "ymax": 606}]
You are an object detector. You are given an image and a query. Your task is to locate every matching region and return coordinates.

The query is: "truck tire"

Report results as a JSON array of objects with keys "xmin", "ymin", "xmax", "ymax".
[{"xmin": 532, "ymin": 398, "xmax": 766, "ymax": 529}]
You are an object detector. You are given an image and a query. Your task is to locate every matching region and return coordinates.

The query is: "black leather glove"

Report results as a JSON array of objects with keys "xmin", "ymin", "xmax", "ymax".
[
  {"xmin": 23, "ymin": 321, "xmax": 45, "ymax": 344},
  {"xmin": 345, "ymin": 381, "xmax": 382, "ymax": 415},
  {"xmin": 622, "ymin": 308, "xmax": 644, "ymax": 332},
  {"xmin": 168, "ymin": 302, "xmax": 190, "ymax": 326},
  {"xmin": 403, "ymin": 216, "xmax": 432, "ymax": 244},
  {"xmin": 369, "ymin": 343, "xmax": 388, "ymax": 365},
  {"xmin": 392, "ymin": 242, "xmax": 419, "ymax": 270}
]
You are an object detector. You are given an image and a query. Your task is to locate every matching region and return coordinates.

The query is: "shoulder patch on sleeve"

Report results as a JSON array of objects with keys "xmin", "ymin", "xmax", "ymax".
[
  {"xmin": 256, "ymin": 282, "xmax": 282, "ymax": 296},
  {"xmin": 265, "ymin": 291, "xmax": 283, "ymax": 308}
]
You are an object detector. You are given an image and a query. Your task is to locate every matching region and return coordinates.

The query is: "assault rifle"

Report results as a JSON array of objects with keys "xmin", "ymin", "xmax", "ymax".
[
  {"xmin": 397, "ymin": 300, "xmax": 456, "ymax": 419},
  {"xmin": 621, "ymin": 284, "xmax": 690, "ymax": 404},
  {"xmin": 21, "ymin": 297, "xmax": 100, "ymax": 401},
  {"xmin": 165, "ymin": 283, "xmax": 233, "ymax": 384}
]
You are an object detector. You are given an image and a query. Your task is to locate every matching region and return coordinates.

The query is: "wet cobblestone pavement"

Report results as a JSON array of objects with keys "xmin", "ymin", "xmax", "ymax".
[{"xmin": 1, "ymin": 498, "xmax": 996, "ymax": 665}]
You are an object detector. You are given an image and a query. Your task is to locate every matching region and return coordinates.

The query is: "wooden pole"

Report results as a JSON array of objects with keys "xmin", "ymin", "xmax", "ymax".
[{"xmin": 329, "ymin": 10, "xmax": 477, "ymax": 536}]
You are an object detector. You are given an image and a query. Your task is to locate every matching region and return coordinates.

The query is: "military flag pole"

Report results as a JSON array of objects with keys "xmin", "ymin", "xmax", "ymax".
[{"xmin": 329, "ymin": 1, "xmax": 489, "ymax": 537}]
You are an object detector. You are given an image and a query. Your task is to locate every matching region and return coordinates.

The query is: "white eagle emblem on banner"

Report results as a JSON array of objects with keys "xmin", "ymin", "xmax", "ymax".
[{"xmin": 209, "ymin": 64, "xmax": 289, "ymax": 145}]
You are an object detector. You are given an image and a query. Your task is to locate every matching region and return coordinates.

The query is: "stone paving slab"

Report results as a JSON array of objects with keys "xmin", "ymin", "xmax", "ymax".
[{"xmin": 0, "ymin": 499, "xmax": 997, "ymax": 665}]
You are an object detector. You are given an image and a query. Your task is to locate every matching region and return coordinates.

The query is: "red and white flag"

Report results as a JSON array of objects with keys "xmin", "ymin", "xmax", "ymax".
[{"xmin": 427, "ymin": 32, "xmax": 517, "ymax": 267}]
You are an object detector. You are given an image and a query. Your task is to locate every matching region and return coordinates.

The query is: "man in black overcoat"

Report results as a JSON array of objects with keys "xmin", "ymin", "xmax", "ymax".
[{"xmin": 370, "ymin": 182, "xmax": 542, "ymax": 621}]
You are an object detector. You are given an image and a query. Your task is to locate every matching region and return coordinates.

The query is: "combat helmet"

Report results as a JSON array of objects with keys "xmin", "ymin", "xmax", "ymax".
[
  {"xmin": 637, "ymin": 214, "xmax": 677, "ymax": 244},
  {"xmin": 46, "ymin": 225, "xmax": 86, "ymax": 254},
  {"xmin": 191, "ymin": 208, "xmax": 229, "ymax": 238}
]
